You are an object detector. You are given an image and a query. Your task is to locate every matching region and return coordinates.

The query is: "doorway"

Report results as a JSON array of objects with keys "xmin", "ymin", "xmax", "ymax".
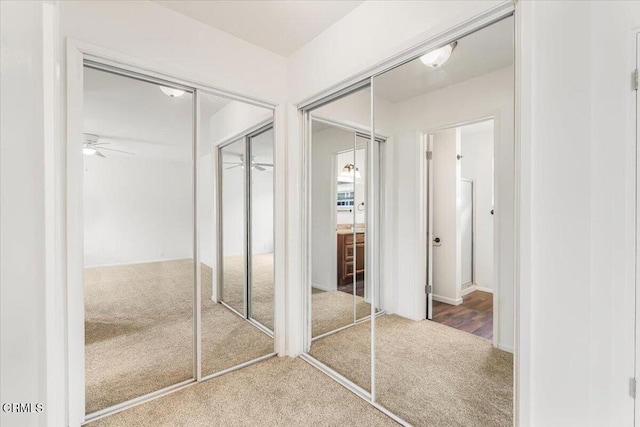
[{"xmin": 426, "ymin": 118, "xmax": 496, "ymax": 342}]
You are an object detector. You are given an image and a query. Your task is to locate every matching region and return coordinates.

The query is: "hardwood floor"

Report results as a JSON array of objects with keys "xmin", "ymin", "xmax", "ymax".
[{"xmin": 432, "ymin": 290, "xmax": 493, "ymax": 340}]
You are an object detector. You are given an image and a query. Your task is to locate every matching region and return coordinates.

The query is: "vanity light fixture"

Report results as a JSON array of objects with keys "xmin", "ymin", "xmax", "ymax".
[
  {"xmin": 420, "ymin": 41, "xmax": 457, "ymax": 68},
  {"xmin": 340, "ymin": 163, "xmax": 361, "ymax": 181},
  {"xmin": 159, "ymin": 86, "xmax": 186, "ymax": 98}
]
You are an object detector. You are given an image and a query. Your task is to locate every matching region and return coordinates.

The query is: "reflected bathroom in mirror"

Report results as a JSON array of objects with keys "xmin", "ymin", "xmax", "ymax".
[{"xmin": 305, "ymin": 84, "xmax": 381, "ymax": 394}]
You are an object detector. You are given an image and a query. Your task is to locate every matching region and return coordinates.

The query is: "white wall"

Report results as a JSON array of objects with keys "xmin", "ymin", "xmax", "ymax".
[
  {"xmin": 431, "ymin": 128, "xmax": 462, "ymax": 304},
  {"xmin": 311, "ymin": 125, "xmax": 353, "ymax": 291},
  {"xmin": 61, "ymin": 1, "xmax": 287, "ymax": 102},
  {"xmin": 83, "ymin": 155, "xmax": 192, "ymax": 267},
  {"xmin": 461, "ymin": 122, "xmax": 494, "ymax": 291},
  {"xmin": 520, "ymin": 1, "xmax": 639, "ymax": 425},
  {"xmin": 1, "ymin": 2, "xmax": 55, "ymax": 426}
]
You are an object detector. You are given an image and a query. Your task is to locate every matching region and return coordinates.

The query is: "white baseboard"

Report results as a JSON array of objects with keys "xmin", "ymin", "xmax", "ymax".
[
  {"xmin": 497, "ymin": 343, "xmax": 514, "ymax": 354},
  {"xmin": 460, "ymin": 285, "xmax": 477, "ymax": 296},
  {"xmin": 312, "ymin": 283, "xmax": 335, "ymax": 292},
  {"xmin": 432, "ymin": 294, "xmax": 463, "ymax": 306},
  {"xmin": 460, "ymin": 284, "xmax": 494, "ymax": 296}
]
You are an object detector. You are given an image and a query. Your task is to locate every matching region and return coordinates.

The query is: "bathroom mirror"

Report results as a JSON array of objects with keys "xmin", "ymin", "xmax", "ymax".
[
  {"xmin": 83, "ymin": 66, "xmax": 194, "ymax": 414},
  {"xmin": 199, "ymin": 92, "xmax": 275, "ymax": 378}
]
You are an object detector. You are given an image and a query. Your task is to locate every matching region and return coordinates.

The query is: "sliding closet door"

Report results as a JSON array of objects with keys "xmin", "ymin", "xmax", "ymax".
[
  {"xmin": 307, "ymin": 85, "xmax": 372, "ymax": 393},
  {"xmin": 248, "ymin": 127, "xmax": 275, "ymax": 331},
  {"xmin": 219, "ymin": 138, "xmax": 247, "ymax": 316},
  {"xmin": 373, "ymin": 16, "xmax": 515, "ymax": 426},
  {"xmin": 199, "ymin": 92, "xmax": 274, "ymax": 378},
  {"xmin": 83, "ymin": 66, "xmax": 194, "ymax": 414}
]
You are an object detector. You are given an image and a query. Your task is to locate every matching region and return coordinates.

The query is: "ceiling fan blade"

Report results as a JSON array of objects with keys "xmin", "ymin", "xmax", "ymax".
[
  {"xmin": 225, "ymin": 164, "xmax": 242, "ymax": 170},
  {"xmin": 254, "ymin": 165, "xmax": 266, "ymax": 171},
  {"xmin": 99, "ymin": 147, "xmax": 135, "ymax": 155},
  {"xmin": 95, "ymin": 150, "xmax": 106, "ymax": 158},
  {"xmin": 254, "ymin": 163, "xmax": 273, "ymax": 167},
  {"xmin": 223, "ymin": 161, "xmax": 242, "ymax": 165}
]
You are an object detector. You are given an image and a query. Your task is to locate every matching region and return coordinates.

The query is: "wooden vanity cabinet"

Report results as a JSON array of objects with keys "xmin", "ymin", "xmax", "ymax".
[{"xmin": 337, "ymin": 232, "xmax": 365, "ymax": 286}]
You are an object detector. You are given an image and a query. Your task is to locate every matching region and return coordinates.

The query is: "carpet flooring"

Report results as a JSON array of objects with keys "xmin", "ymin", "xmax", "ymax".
[
  {"xmin": 84, "ymin": 259, "xmax": 274, "ymax": 414},
  {"xmin": 309, "ymin": 314, "xmax": 513, "ymax": 427},
  {"xmin": 85, "ymin": 256, "xmax": 371, "ymax": 414},
  {"xmin": 311, "ymin": 289, "xmax": 372, "ymax": 337},
  {"xmin": 220, "ymin": 253, "xmax": 275, "ymax": 330},
  {"xmin": 86, "ymin": 357, "xmax": 397, "ymax": 427}
]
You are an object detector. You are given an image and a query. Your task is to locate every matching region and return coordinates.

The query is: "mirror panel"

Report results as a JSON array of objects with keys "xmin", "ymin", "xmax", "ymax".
[
  {"xmin": 308, "ymin": 85, "xmax": 372, "ymax": 393},
  {"xmin": 83, "ymin": 66, "xmax": 194, "ymax": 414},
  {"xmin": 199, "ymin": 92, "xmax": 274, "ymax": 378},
  {"xmin": 249, "ymin": 127, "xmax": 275, "ymax": 331},
  {"xmin": 373, "ymin": 16, "xmax": 515, "ymax": 426},
  {"xmin": 219, "ymin": 138, "xmax": 247, "ymax": 316}
]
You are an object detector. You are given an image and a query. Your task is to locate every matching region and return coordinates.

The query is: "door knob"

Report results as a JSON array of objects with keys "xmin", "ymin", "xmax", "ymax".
[{"xmin": 434, "ymin": 237, "xmax": 441, "ymax": 243}]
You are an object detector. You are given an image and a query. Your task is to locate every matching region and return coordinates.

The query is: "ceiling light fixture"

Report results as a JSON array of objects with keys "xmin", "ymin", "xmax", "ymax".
[
  {"xmin": 339, "ymin": 163, "xmax": 361, "ymax": 182},
  {"xmin": 420, "ymin": 41, "xmax": 457, "ymax": 68},
  {"xmin": 159, "ymin": 86, "xmax": 186, "ymax": 97},
  {"xmin": 83, "ymin": 146, "xmax": 97, "ymax": 156}
]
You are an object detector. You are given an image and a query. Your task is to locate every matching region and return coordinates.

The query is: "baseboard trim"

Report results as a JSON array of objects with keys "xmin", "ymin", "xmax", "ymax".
[
  {"xmin": 460, "ymin": 285, "xmax": 477, "ymax": 296},
  {"xmin": 460, "ymin": 284, "xmax": 494, "ymax": 296},
  {"xmin": 497, "ymin": 343, "xmax": 514, "ymax": 354},
  {"xmin": 312, "ymin": 283, "xmax": 335, "ymax": 292},
  {"xmin": 432, "ymin": 294, "xmax": 463, "ymax": 306}
]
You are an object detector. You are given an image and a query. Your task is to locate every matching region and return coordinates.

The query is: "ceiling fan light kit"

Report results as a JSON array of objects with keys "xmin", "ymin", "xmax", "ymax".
[{"xmin": 82, "ymin": 133, "xmax": 135, "ymax": 158}]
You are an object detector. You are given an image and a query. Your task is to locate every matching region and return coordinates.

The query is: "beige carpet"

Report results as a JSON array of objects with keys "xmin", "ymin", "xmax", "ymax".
[
  {"xmin": 87, "ymin": 357, "xmax": 397, "ymax": 427},
  {"xmin": 310, "ymin": 314, "xmax": 513, "ymax": 427},
  {"xmin": 221, "ymin": 253, "xmax": 275, "ymax": 330},
  {"xmin": 311, "ymin": 289, "xmax": 372, "ymax": 337},
  {"xmin": 85, "ymin": 259, "xmax": 273, "ymax": 414}
]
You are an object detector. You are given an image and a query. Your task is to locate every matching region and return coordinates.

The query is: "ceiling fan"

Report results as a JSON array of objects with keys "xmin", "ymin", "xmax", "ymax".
[
  {"xmin": 83, "ymin": 133, "xmax": 135, "ymax": 158},
  {"xmin": 224, "ymin": 153, "xmax": 273, "ymax": 171}
]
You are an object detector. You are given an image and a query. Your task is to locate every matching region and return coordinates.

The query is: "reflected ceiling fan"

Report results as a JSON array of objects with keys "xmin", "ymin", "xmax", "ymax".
[
  {"xmin": 83, "ymin": 133, "xmax": 135, "ymax": 158},
  {"xmin": 224, "ymin": 153, "xmax": 273, "ymax": 171}
]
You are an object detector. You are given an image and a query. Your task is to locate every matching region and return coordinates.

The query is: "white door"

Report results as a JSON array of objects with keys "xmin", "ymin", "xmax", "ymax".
[{"xmin": 461, "ymin": 179, "xmax": 474, "ymax": 287}]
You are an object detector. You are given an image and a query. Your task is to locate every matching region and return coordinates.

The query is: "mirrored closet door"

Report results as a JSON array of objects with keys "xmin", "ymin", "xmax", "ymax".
[
  {"xmin": 301, "ymin": 13, "xmax": 515, "ymax": 427},
  {"xmin": 372, "ymin": 15, "xmax": 515, "ymax": 427},
  {"xmin": 306, "ymin": 85, "xmax": 373, "ymax": 393},
  {"xmin": 83, "ymin": 65, "xmax": 195, "ymax": 414},
  {"xmin": 82, "ymin": 63, "xmax": 276, "ymax": 420},
  {"xmin": 200, "ymin": 92, "xmax": 275, "ymax": 379}
]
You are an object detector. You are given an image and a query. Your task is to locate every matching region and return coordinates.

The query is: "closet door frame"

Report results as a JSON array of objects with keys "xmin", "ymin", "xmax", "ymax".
[
  {"xmin": 296, "ymin": 2, "xmax": 517, "ymax": 425},
  {"xmin": 66, "ymin": 40, "xmax": 277, "ymax": 425},
  {"xmin": 216, "ymin": 122, "xmax": 275, "ymax": 337}
]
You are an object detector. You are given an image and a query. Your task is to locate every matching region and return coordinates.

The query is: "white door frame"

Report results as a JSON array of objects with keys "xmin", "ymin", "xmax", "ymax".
[
  {"xmin": 460, "ymin": 177, "xmax": 476, "ymax": 291},
  {"xmin": 634, "ymin": 30, "xmax": 640, "ymax": 427},
  {"xmin": 419, "ymin": 115, "xmax": 499, "ymax": 347},
  {"xmin": 65, "ymin": 39, "xmax": 281, "ymax": 426}
]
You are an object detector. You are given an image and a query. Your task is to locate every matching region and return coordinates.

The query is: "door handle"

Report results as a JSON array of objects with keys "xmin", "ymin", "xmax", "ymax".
[{"xmin": 433, "ymin": 237, "xmax": 441, "ymax": 243}]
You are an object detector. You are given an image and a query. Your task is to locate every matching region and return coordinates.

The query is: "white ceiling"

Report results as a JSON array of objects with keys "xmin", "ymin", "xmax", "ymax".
[
  {"xmin": 83, "ymin": 67, "xmax": 231, "ymax": 161},
  {"xmin": 375, "ymin": 16, "xmax": 514, "ymax": 103},
  {"xmin": 153, "ymin": 0, "xmax": 362, "ymax": 56}
]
